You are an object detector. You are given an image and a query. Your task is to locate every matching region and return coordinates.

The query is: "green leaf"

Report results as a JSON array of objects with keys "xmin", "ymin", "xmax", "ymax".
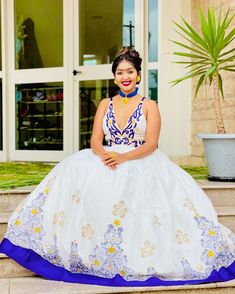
[
  {"xmin": 219, "ymin": 47, "xmax": 235, "ymax": 58},
  {"xmin": 194, "ymin": 74, "xmax": 206, "ymax": 98},
  {"xmin": 205, "ymin": 65, "xmax": 217, "ymax": 76},
  {"xmin": 173, "ymin": 29, "xmax": 208, "ymax": 54},
  {"xmin": 173, "ymin": 52, "xmax": 209, "ymax": 60},
  {"xmin": 170, "ymin": 70, "xmax": 207, "ymax": 86},
  {"xmin": 170, "ymin": 39, "xmax": 209, "ymax": 57}
]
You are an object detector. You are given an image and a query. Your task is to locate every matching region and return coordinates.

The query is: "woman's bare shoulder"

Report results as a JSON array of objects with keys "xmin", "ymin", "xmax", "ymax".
[
  {"xmin": 143, "ymin": 98, "xmax": 159, "ymax": 109},
  {"xmin": 97, "ymin": 98, "xmax": 110, "ymax": 109}
]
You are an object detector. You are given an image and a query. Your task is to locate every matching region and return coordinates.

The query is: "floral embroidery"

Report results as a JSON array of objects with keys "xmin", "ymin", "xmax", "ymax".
[
  {"xmin": 184, "ymin": 198, "xmax": 200, "ymax": 218},
  {"xmin": 112, "ymin": 201, "xmax": 127, "ymax": 218},
  {"xmin": 140, "ymin": 241, "xmax": 156, "ymax": 258},
  {"xmin": 153, "ymin": 216, "xmax": 161, "ymax": 226},
  {"xmin": 53, "ymin": 211, "xmax": 65, "ymax": 226},
  {"xmin": 176, "ymin": 230, "xmax": 190, "ymax": 244},
  {"xmin": 81, "ymin": 224, "xmax": 94, "ymax": 239},
  {"xmin": 72, "ymin": 191, "xmax": 80, "ymax": 203},
  {"xmin": 181, "ymin": 200, "xmax": 235, "ymax": 279},
  {"xmin": 43, "ymin": 234, "xmax": 64, "ymax": 267},
  {"xmin": 5, "ymin": 177, "xmax": 55, "ymax": 255},
  {"xmin": 104, "ymin": 97, "xmax": 146, "ymax": 147},
  {"xmin": 113, "ymin": 219, "xmax": 121, "ymax": 227}
]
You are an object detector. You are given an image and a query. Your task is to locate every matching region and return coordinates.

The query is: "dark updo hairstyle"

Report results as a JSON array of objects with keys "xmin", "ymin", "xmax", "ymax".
[{"xmin": 111, "ymin": 47, "xmax": 142, "ymax": 76}]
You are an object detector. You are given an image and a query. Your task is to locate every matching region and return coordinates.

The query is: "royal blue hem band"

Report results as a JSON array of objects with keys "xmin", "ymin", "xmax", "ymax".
[{"xmin": 0, "ymin": 238, "xmax": 234, "ymax": 287}]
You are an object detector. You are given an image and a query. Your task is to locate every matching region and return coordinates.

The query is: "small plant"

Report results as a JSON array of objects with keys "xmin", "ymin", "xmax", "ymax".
[{"xmin": 170, "ymin": 6, "xmax": 235, "ymax": 134}]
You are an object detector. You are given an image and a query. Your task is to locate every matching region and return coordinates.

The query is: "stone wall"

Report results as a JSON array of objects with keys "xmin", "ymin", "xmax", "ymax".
[{"xmin": 191, "ymin": 0, "xmax": 235, "ymax": 164}]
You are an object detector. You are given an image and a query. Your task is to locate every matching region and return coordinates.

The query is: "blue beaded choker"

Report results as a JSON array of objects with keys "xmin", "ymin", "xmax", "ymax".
[{"xmin": 119, "ymin": 88, "xmax": 138, "ymax": 104}]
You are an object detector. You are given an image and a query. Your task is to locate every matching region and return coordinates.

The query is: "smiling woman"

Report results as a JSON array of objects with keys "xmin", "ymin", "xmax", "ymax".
[{"xmin": 0, "ymin": 47, "xmax": 234, "ymax": 287}]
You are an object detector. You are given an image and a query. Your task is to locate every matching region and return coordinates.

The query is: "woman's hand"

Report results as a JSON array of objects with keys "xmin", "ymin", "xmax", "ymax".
[{"xmin": 100, "ymin": 152, "xmax": 128, "ymax": 170}]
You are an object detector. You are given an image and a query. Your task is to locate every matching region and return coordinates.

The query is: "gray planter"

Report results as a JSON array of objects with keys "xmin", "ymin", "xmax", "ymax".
[{"xmin": 197, "ymin": 134, "xmax": 235, "ymax": 181}]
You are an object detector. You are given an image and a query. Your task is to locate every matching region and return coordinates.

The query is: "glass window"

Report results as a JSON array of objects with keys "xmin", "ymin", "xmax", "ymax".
[
  {"xmin": 149, "ymin": 69, "xmax": 158, "ymax": 102},
  {"xmin": 16, "ymin": 82, "xmax": 63, "ymax": 150},
  {"xmin": 79, "ymin": 80, "xmax": 118, "ymax": 149},
  {"xmin": 14, "ymin": 0, "xmax": 63, "ymax": 69},
  {"xmin": 149, "ymin": 0, "xmax": 158, "ymax": 62},
  {"xmin": 79, "ymin": 0, "xmax": 135, "ymax": 65}
]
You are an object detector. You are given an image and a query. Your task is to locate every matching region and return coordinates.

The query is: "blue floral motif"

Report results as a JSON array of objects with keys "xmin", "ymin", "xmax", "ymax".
[
  {"xmin": 5, "ymin": 178, "xmax": 56, "ymax": 258},
  {"xmin": 181, "ymin": 214, "xmax": 235, "ymax": 279},
  {"xmin": 5, "ymin": 190, "xmax": 47, "ymax": 255},
  {"xmin": 43, "ymin": 234, "xmax": 65, "ymax": 268},
  {"xmin": 105, "ymin": 97, "xmax": 145, "ymax": 147},
  {"xmin": 67, "ymin": 222, "xmax": 152, "ymax": 281}
]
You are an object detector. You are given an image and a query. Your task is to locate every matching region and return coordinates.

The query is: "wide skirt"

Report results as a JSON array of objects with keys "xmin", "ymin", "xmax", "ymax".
[{"xmin": 0, "ymin": 145, "xmax": 234, "ymax": 286}]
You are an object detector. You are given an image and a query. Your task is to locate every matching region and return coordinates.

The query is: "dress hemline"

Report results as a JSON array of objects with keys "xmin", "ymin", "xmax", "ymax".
[{"xmin": 0, "ymin": 238, "xmax": 234, "ymax": 287}]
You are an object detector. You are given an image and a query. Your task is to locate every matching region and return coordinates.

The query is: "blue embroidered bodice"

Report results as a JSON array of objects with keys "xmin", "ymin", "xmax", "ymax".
[{"xmin": 103, "ymin": 96, "xmax": 146, "ymax": 147}]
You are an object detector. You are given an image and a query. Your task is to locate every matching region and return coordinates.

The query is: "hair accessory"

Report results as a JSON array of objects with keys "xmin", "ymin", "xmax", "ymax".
[{"xmin": 119, "ymin": 87, "xmax": 138, "ymax": 105}]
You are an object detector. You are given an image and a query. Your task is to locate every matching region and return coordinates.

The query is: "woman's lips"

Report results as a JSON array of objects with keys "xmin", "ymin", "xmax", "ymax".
[{"xmin": 122, "ymin": 81, "xmax": 131, "ymax": 86}]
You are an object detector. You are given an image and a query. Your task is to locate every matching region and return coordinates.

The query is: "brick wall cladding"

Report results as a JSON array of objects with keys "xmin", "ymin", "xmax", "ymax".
[{"xmin": 191, "ymin": 0, "xmax": 235, "ymax": 158}]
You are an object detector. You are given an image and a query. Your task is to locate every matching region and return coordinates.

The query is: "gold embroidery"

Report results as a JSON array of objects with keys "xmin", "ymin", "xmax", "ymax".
[
  {"xmin": 207, "ymin": 250, "xmax": 215, "ymax": 258},
  {"xmin": 153, "ymin": 216, "xmax": 161, "ymax": 226},
  {"xmin": 112, "ymin": 200, "xmax": 127, "ymax": 218},
  {"xmin": 72, "ymin": 191, "xmax": 80, "ymax": 203},
  {"xmin": 81, "ymin": 224, "xmax": 94, "ymax": 239},
  {"xmin": 113, "ymin": 219, "xmax": 121, "ymax": 226},
  {"xmin": 176, "ymin": 230, "xmax": 190, "ymax": 244},
  {"xmin": 184, "ymin": 199, "xmax": 200, "ymax": 217},
  {"xmin": 108, "ymin": 246, "xmax": 116, "ymax": 254},
  {"xmin": 140, "ymin": 241, "xmax": 156, "ymax": 258},
  {"xmin": 53, "ymin": 211, "xmax": 65, "ymax": 226}
]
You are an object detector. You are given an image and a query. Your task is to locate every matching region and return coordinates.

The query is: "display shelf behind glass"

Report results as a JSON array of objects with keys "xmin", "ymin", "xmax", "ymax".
[{"xmin": 16, "ymin": 84, "xmax": 64, "ymax": 150}]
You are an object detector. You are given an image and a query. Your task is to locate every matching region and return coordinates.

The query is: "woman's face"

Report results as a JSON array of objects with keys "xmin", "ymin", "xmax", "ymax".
[{"xmin": 115, "ymin": 60, "xmax": 138, "ymax": 94}]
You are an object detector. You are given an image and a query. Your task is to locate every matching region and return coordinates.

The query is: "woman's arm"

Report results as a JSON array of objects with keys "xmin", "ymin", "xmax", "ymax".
[{"xmin": 90, "ymin": 98, "xmax": 109, "ymax": 157}]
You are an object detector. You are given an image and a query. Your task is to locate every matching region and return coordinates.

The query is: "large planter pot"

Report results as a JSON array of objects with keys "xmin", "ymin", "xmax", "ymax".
[{"xmin": 197, "ymin": 134, "xmax": 235, "ymax": 182}]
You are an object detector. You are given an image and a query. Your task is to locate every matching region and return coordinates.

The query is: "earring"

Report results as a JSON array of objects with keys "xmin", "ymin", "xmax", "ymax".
[
  {"xmin": 137, "ymin": 76, "xmax": 141, "ymax": 83},
  {"xmin": 114, "ymin": 79, "xmax": 118, "ymax": 85}
]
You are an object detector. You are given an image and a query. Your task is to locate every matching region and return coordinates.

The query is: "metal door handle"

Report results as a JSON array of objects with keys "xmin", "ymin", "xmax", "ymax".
[{"xmin": 73, "ymin": 70, "xmax": 82, "ymax": 76}]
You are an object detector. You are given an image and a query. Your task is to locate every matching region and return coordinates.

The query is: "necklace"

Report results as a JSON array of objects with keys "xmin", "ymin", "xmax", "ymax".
[{"xmin": 119, "ymin": 87, "xmax": 138, "ymax": 105}]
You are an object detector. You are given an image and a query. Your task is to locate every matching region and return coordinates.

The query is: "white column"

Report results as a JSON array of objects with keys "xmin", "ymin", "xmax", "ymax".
[{"xmin": 158, "ymin": 0, "xmax": 192, "ymax": 163}]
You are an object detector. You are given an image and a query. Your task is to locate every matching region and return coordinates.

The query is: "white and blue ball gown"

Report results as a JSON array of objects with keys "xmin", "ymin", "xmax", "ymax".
[{"xmin": 0, "ymin": 96, "xmax": 234, "ymax": 286}]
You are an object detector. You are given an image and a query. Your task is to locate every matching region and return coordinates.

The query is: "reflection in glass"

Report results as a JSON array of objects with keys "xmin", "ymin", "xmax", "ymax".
[
  {"xmin": 149, "ymin": 0, "xmax": 158, "ymax": 62},
  {"xmin": 79, "ymin": 80, "xmax": 118, "ymax": 149},
  {"xmin": 149, "ymin": 70, "xmax": 158, "ymax": 102},
  {"xmin": 79, "ymin": 0, "xmax": 135, "ymax": 65},
  {"xmin": 14, "ymin": 0, "xmax": 63, "ymax": 69},
  {"xmin": 0, "ymin": 80, "xmax": 2, "ymax": 150},
  {"xmin": 16, "ymin": 82, "xmax": 63, "ymax": 150}
]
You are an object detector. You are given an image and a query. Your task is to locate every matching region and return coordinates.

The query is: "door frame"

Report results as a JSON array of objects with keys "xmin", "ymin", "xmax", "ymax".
[{"xmin": 72, "ymin": 0, "xmax": 146, "ymax": 151}]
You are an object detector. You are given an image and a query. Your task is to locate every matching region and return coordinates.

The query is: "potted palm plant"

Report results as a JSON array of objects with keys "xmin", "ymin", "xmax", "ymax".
[{"xmin": 170, "ymin": 6, "xmax": 235, "ymax": 181}]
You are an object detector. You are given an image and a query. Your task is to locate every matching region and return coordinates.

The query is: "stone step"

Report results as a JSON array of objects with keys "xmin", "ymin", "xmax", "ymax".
[
  {"xmin": 0, "ymin": 252, "xmax": 36, "ymax": 279},
  {"xmin": 0, "ymin": 276, "xmax": 234, "ymax": 294},
  {"xmin": 198, "ymin": 180, "xmax": 235, "ymax": 206},
  {"xmin": 0, "ymin": 189, "xmax": 31, "ymax": 213}
]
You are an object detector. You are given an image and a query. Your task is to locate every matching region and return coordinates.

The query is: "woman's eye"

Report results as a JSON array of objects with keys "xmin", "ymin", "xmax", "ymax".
[
  {"xmin": 116, "ymin": 72, "xmax": 122, "ymax": 75},
  {"xmin": 129, "ymin": 71, "xmax": 134, "ymax": 74}
]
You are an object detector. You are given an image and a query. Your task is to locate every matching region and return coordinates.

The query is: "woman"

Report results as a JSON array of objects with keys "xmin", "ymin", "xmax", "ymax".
[{"xmin": 0, "ymin": 48, "xmax": 234, "ymax": 286}]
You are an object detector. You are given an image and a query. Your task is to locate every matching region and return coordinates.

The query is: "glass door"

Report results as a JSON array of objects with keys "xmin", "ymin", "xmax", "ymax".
[{"xmin": 73, "ymin": 0, "xmax": 135, "ymax": 150}]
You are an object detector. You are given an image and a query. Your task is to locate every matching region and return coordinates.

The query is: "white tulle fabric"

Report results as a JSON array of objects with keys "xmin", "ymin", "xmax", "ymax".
[{"xmin": 4, "ymin": 98, "xmax": 235, "ymax": 282}]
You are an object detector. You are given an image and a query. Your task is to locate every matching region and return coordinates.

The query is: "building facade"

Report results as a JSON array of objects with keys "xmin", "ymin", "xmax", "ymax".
[{"xmin": 0, "ymin": 0, "xmax": 205, "ymax": 163}]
